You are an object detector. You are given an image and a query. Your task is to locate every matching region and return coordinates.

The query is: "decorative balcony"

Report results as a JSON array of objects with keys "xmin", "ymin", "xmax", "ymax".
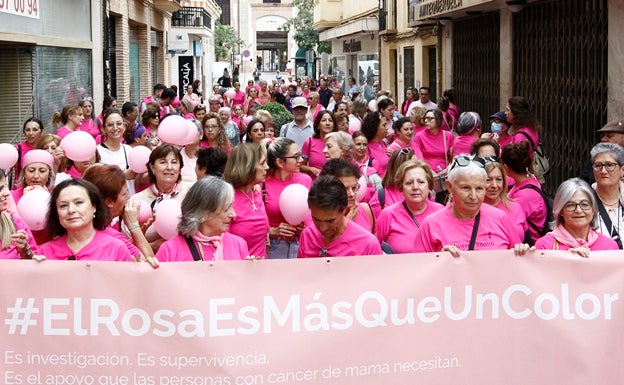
[
  {"xmin": 172, "ymin": 7, "xmax": 212, "ymax": 29},
  {"xmin": 154, "ymin": 0, "xmax": 182, "ymax": 13}
]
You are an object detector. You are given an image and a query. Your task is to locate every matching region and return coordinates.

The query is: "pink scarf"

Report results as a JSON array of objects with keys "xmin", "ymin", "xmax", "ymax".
[
  {"xmin": 550, "ymin": 224, "xmax": 600, "ymax": 249},
  {"xmin": 192, "ymin": 232, "xmax": 223, "ymax": 261}
]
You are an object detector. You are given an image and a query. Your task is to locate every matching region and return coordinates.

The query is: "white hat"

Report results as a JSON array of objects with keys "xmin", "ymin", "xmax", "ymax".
[{"xmin": 291, "ymin": 97, "xmax": 308, "ymax": 109}]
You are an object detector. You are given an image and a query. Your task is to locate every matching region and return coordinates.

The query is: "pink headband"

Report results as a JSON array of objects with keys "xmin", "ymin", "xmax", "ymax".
[{"xmin": 22, "ymin": 149, "xmax": 54, "ymax": 169}]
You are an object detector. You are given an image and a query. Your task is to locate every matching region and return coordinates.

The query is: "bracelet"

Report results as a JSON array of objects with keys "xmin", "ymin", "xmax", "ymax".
[
  {"xmin": 20, "ymin": 246, "xmax": 34, "ymax": 259},
  {"xmin": 127, "ymin": 223, "xmax": 140, "ymax": 231}
]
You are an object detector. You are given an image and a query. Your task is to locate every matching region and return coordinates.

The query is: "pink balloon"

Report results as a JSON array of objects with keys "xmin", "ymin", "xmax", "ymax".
[
  {"xmin": 16, "ymin": 189, "xmax": 50, "ymax": 231},
  {"xmin": 224, "ymin": 88, "xmax": 236, "ymax": 99},
  {"xmin": 348, "ymin": 118, "xmax": 361, "ymax": 132},
  {"xmin": 139, "ymin": 200, "xmax": 152, "ymax": 223},
  {"xmin": 60, "ymin": 131, "xmax": 97, "ymax": 162},
  {"xmin": 181, "ymin": 120, "xmax": 200, "ymax": 146},
  {"xmin": 128, "ymin": 146, "xmax": 152, "ymax": 173},
  {"xmin": 242, "ymin": 115, "xmax": 254, "ymax": 126},
  {"xmin": 0, "ymin": 143, "xmax": 18, "ymax": 169},
  {"xmin": 356, "ymin": 175, "xmax": 367, "ymax": 202},
  {"xmin": 158, "ymin": 115, "xmax": 189, "ymax": 145},
  {"xmin": 279, "ymin": 183, "xmax": 309, "ymax": 225},
  {"xmin": 368, "ymin": 99, "xmax": 377, "ymax": 112},
  {"xmin": 153, "ymin": 199, "xmax": 181, "ymax": 240}
]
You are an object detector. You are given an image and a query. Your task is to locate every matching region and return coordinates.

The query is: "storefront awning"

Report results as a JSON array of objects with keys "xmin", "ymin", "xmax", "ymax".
[{"xmin": 319, "ymin": 17, "xmax": 378, "ymax": 41}]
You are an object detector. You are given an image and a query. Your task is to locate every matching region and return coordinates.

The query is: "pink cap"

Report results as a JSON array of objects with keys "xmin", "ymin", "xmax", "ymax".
[{"xmin": 22, "ymin": 149, "xmax": 54, "ymax": 169}]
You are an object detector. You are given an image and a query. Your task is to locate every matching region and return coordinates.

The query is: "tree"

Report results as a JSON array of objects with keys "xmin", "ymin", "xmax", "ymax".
[
  {"xmin": 214, "ymin": 22, "xmax": 246, "ymax": 62},
  {"xmin": 279, "ymin": 0, "xmax": 331, "ymax": 54}
]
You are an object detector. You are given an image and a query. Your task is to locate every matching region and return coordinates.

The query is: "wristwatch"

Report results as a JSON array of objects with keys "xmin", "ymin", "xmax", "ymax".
[{"xmin": 20, "ymin": 245, "xmax": 34, "ymax": 259}]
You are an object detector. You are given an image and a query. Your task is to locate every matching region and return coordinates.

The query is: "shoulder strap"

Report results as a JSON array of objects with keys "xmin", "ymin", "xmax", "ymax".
[
  {"xmin": 262, "ymin": 181, "xmax": 267, "ymax": 203},
  {"xmin": 378, "ymin": 188, "xmax": 386, "ymax": 209},
  {"xmin": 362, "ymin": 202, "xmax": 375, "ymax": 233},
  {"xmin": 468, "ymin": 212, "xmax": 481, "ymax": 251},
  {"xmin": 592, "ymin": 190, "xmax": 623, "ymax": 249},
  {"xmin": 518, "ymin": 184, "xmax": 550, "ymax": 234},
  {"xmin": 307, "ymin": 136, "xmax": 313, "ymax": 155},
  {"xmin": 518, "ymin": 130, "xmax": 537, "ymax": 151},
  {"xmin": 184, "ymin": 236, "xmax": 202, "ymax": 261}
]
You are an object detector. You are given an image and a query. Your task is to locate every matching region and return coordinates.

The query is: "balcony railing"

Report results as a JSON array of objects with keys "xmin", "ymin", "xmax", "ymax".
[{"xmin": 172, "ymin": 7, "xmax": 212, "ymax": 29}]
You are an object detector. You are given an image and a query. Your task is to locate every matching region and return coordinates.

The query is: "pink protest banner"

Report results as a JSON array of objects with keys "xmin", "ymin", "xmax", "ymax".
[{"xmin": 2, "ymin": 250, "xmax": 624, "ymax": 385}]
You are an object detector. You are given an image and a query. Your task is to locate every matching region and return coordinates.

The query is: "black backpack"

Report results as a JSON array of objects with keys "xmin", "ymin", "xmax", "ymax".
[{"xmin": 519, "ymin": 184, "xmax": 554, "ymax": 244}]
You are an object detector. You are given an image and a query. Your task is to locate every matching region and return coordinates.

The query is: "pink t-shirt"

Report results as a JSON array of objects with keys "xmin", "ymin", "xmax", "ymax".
[
  {"xmin": 231, "ymin": 90, "xmax": 246, "ymax": 108},
  {"xmin": 352, "ymin": 203, "xmax": 374, "ymax": 233},
  {"xmin": 229, "ymin": 188, "xmax": 270, "ymax": 258},
  {"xmin": 367, "ymin": 140, "xmax": 390, "ymax": 177},
  {"xmin": 79, "ymin": 118, "xmax": 100, "ymax": 140},
  {"xmin": 102, "ymin": 224, "xmax": 141, "ymax": 259},
  {"xmin": 414, "ymin": 204, "xmax": 521, "ymax": 252},
  {"xmin": 414, "ymin": 129, "xmax": 455, "ymax": 173},
  {"xmin": 39, "ymin": 231, "xmax": 133, "ymax": 261},
  {"xmin": 0, "ymin": 213, "xmax": 39, "ymax": 259},
  {"xmin": 387, "ymin": 139, "xmax": 424, "ymax": 160},
  {"xmin": 368, "ymin": 187, "xmax": 403, "ymax": 219},
  {"xmin": 499, "ymin": 127, "xmax": 539, "ymax": 157},
  {"xmin": 452, "ymin": 135, "xmax": 478, "ymax": 157},
  {"xmin": 297, "ymin": 220, "xmax": 382, "ymax": 258},
  {"xmin": 55, "ymin": 126, "xmax": 74, "ymax": 139},
  {"xmin": 302, "ymin": 137, "xmax": 327, "ymax": 175},
  {"xmin": 156, "ymin": 232, "xmax": 248, "ymax": 262},
  {"xmin": 264, "ymin": 172, "xmax": 312, "ymax": 227},
  {"xmin": 376, "ymin": 200, "xmax": 443, "ymax": 254},
  {"xmin": 508, "ymin": 177, "xmax": 547, "ymax": 243},
  {"xmin": 492, "ymin": 200, "xmax": 527, "ymax": 241},
  {"xmin": 535, "ymin": 232, "xmax": 619, "ymax": 251}
]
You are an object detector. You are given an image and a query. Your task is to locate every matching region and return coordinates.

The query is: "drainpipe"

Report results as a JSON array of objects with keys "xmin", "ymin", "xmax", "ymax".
[{"xmin": 436, "ymin": 21, "xmax": 443, "ymax": 100}]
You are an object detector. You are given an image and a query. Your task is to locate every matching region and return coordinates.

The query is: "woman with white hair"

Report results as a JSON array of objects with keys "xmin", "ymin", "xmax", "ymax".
[
  {"xmin": 219, "ymin": 106, "xmax": 241, "ymax": 147},
  {"xmin": 451, "ymin": 112, "xmax": 482, "ymax": 158},
  {"xmin": 323, "ymin": 131, "xmax": 355, "ymax": 161},
  {"xmin": 155, "ymin": 176, "xmax": 249, "ymax": 261},
  {"xmin": 590, "ymin": 142, "xmax": 624, "ymax": 248},
  {"xmin": 414, "ymin": 156, "xmax": 524, "ymax": 256},
  {"xmin": 535, "ymin": 178, "xmax": 618, "ymax": 256}
]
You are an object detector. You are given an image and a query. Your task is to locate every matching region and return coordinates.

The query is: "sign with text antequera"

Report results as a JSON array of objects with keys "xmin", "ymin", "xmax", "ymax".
[{"xmin": 2, "ymin": 250, "xmax": 624, "ymax": 384}]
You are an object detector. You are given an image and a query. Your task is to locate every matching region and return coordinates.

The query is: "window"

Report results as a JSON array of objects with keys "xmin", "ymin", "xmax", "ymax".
[{"xmin": 404, "ymin": 47, "xmax": 414, "ymax": 90}]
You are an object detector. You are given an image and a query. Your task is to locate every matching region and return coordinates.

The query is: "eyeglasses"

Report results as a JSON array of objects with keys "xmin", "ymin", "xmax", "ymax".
[
  {"xmin": 424, "ymin": 116, "xmax": 435, "ymax": 121},
  {"xmin": 475, "ymin": 156, "xmax": 499, "ymax": 164},
  {"xmin": 282, "ymin": 153, "xmax": 303, "ymax": 160},
  {"xmin": 592, "ymin": 162, "xmax": 618, "ymax": 172},
  {"xmin": 204, "ymin": 125, "xmax": 219, "ymax": 130},
  {"xmin": 399, "ymin": 148, "xmax": 413, "ymax": 156},
  {"xmin": 564, "ymin": 200, "xmax": 593, "ymax": 212},
  {"xmin": 451, "ymin": 155, "xmax": 486, "ymax": 170}
]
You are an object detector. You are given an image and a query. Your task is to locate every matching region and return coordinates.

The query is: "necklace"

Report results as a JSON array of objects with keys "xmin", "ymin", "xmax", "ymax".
[{"xmin": 240, "ymin": 189, "xmax": 258, "ymax": 211}]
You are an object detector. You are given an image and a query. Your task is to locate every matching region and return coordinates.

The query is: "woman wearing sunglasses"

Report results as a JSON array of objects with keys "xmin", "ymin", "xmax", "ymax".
[
  {"xmin": 535, "ymin": 178, "xmax": 618, "ymax": 256},
  {"xmin": 414, "ymin": 155, "xmax": 525, "ymax": 257}
]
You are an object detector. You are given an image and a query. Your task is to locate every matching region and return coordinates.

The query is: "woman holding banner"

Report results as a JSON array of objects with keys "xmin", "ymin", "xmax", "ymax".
[
  {"xmin": 0, "ymin": 169, "xmax": 39, "ymax": 259},
  {"xmin": 535, "ymin": 178, "xmax": 618, "ymax": 255},
  {"xmin": 155, "ymin": 176, "xmax": 249, "ymax": 262},
  {"xmin": 39, "ymin": 179, "xmax": 133, "ymax": 261},
  {"xmin": 414, "ymin": 156, "xmax": 527, "ymax": 257}
]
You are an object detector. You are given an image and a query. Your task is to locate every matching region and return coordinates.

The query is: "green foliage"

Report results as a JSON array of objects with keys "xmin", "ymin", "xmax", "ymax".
[
  {"xmin": 279, "ymin": 0, "xmax": 330, "ymax": 54},
  {"xmin": 214, "ymin": 22, "xmax": 246, "ymax": 62},
  {"xmin": 255, "ymin": 102, "xmax": 294, "ymax": 131}
]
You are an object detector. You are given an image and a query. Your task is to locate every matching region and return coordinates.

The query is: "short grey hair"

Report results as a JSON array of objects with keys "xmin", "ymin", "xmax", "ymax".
[
  {"xmin": 457, "ymin": 112, "xmax": 482, "ymax": 136},
  {"xmin": 177, "ymin": 176, "xmax": 234, "ymax": 236},
  {"xmin": 590, "ymin": 142, "xmax": 624, "ymax": 165},
  {"xmin": 447, "ymin": 157, "xmax": 487, "ymax": 183},
  {"xmin": 552, "ymin": 177, "xmax": 598, "ymax": 228},
  {"xmin": 325, "ymin": 131, "xmax": 355, "ymax": 160}
]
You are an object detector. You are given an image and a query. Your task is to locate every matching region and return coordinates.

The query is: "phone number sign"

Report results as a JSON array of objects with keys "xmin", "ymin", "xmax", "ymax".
[{"xmin": 0, "ymin": 0, "xmax": 40, "ymax": 19}]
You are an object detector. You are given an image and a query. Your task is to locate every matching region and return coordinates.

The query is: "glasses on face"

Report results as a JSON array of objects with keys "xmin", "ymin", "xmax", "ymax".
[
  {"xmin": 205, "ymin": 125, "xmax": 219, "ymax": 131},
  {"xmin": 282, "ymin": 153, "xmax": 303, "ymax": 160},
  {"xmin": 475, "ymin": 155, "xmax": 499, "ymax": 164},
  {"xmin": 564, "ymin": 200, "xmax": 593, "ymax": 212},
  {"xmin": 592, "ymin": 162, "xmax": 618, "ymax": 172},
  {"xmin": 424, "ymin": 116, "xmax": 435, "ymax": 121},
  {"xmin": 451, "ymin": 155, "xmax": 486, "ymax": 170},
  {"xmin": 151, "ymin": 114, "xmax": 159, "ymax": 119}
]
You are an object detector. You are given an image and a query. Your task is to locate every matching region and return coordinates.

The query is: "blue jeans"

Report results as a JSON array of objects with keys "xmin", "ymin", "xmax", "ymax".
[{"xmin": 268, "ymin": 239, "xmax": 299, "ymax": 259}]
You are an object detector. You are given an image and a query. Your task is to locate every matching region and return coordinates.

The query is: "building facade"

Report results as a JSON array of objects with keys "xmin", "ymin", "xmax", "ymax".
[
  {"xmin": 380, "ymin": 0, "xmax": 624, "ymax": 191},
  {"xmin": 313, "ymin": 0, "xmax": 379, "ymax": 98}
]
